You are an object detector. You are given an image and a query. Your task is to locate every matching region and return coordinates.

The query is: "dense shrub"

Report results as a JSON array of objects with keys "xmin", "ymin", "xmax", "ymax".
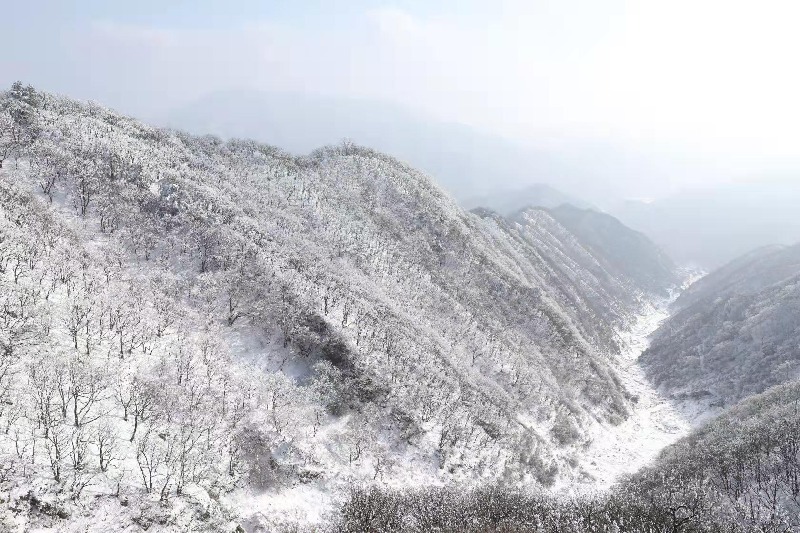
[{"xmin": 329, "ymin": 484, "xmax": 743, "ymax": 533}]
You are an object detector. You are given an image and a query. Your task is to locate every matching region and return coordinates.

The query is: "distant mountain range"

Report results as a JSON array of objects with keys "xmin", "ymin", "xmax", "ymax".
[
  {"xmin": 161, "ymin": 90, "xmax": 575, "ymax": 202},
  {"xmin": 612, "ymin": 181, "xmax": 800, "ymax": 269}
]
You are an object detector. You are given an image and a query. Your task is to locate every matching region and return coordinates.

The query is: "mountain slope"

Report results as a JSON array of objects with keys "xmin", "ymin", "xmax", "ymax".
[
  {"xmin": 622, "ymin": 379, "xmax": 800, "ymax": 531},
  {"xmin": 643, "ymin": 243, "xmax": 800, "ymax": 406},
  {"xmin": 315, "ymin": 380, "xmax": 800, "ymax": 532},
  {"xmin": 0, "ymin": 84, "xmax": 656, "ymax": 530},
  {"xmin": 671, "ymin": 244, "xmax": 800, "ymax": 311},
  {"xmin": 475, "ymin": 207, "xmax": 646, "ymax": 335},
  {"xmin": 548, "ymin": 204, "xmax": 681, "ymax": 296}
]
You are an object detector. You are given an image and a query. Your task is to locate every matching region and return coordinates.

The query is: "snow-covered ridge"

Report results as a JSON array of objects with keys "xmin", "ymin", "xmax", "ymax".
[
  {"xmin": 1, "ymin": 84, "xmax": 695, "ymax": 531},
  {"xmin": 644, "ymin": 244, "xmax": 800, "ymax": 407}
]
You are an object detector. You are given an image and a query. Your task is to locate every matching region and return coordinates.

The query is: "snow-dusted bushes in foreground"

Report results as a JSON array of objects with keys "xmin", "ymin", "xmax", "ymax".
[
  {"xmin": 328, "ymin": 484, "xmax": 738, "ymax": 533},
  {"xmin": 631, "ymin": 381, "xmax": 800, "ymax": 533},
  {"xmin": 322, "ymin": 381, "xmax": 800, "ymax": 532}
]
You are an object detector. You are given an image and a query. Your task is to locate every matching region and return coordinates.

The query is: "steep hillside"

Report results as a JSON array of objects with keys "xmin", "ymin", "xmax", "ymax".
[
  {"xmin": 622, "ymin": 380, "xmax": 800, "ymax": 532},
  {"xmin": 0, "ymin": 84, "xmax": 656, "ymax": 530},
  {"xmin": 479, "ymin": 207, "xmax": 656, "ymax": 328},
  {"xmin": 548, "ymin": 204, "xmax": 681, "ymax": 296},
  {"xmin": 671, "ymin": 244, "xmax": 800, "ymax": 311},
  {"xmin": 643, "ymin": 244, "xmax": 800, "ymax": 406},
  {"xmin": 326, "ymin": 380, "xmax": 800, "ymax": 532}
]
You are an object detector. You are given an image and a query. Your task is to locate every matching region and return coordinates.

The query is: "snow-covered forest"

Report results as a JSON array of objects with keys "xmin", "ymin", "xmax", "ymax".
[
  {"xmin": 2, "ymin": 82, "xmax": 800, "ymax": 532},
  {"xmin": 643, "ymin": 243, "xmax": 800, "ymax": 406}
]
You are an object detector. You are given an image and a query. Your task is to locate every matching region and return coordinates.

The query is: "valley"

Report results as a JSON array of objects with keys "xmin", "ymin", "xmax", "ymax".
[
  {"xmin": 575, "ymin": 278, "xmax": 716, "ymax": 491},
  {"xmin": 576, "ymin": 301, "xmax": 690, "ymax": 490}
]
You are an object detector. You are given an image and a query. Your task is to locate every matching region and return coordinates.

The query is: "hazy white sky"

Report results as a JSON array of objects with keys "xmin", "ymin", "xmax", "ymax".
[{"xmin": 3, "ymin": 0, "xmax": 800, "ymax": 199}]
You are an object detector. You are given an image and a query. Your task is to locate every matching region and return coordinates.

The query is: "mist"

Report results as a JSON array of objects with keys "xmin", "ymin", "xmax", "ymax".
[{"xmin": 3, "ymin": 1, "xmax": 800, "ymax": 268}]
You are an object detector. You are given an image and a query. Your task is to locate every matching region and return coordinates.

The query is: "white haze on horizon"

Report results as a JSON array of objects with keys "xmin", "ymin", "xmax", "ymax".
[{"xmin": 1, "ymin": 0, "xmax": 799, "ymax": 205}]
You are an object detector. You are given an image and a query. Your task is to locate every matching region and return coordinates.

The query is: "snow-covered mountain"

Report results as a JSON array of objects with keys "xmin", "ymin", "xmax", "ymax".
[
  {"xmin": 471, "ymin": 206, "xmax": 652, "ymax": 350},
  {"xmin": 623, "ymin": 379, "xmax": 800, "ymax": 531},
  {"xmin": 547, "ymin": 204, "xmax": 681, "ymax": 297},
  {"xmin": 0, "ymin": 84, "xmax": 686, "ymax": 530},
  {"xmin": 642, "ymin": 243, "xmax": 800, "ymax": 406},
  {"xmin": 5, "ymin": 80, "xmax": 800, "ymax": 533}
]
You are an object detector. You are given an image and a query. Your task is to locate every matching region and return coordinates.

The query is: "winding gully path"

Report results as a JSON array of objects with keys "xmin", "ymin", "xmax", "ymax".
[{"xmin": 575, "ymin": 300, "xmax": 694, "ymax": 490}]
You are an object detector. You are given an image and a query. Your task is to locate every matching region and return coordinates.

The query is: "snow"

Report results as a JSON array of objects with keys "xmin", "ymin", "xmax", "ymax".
[
  {"xmin": 569, "ymin": 276, "xmax": 712, "ymax": 492},
  {"xmin": 1, "ymin": 94, "xmax": 728, "ymax": 530},
  {"xmin": 573, "ymin": 302, "xmax": 690, "ymax": 490},
  {"xmin": 224, "ymin": 485, "xmax": 337, "ymax": 529}
]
